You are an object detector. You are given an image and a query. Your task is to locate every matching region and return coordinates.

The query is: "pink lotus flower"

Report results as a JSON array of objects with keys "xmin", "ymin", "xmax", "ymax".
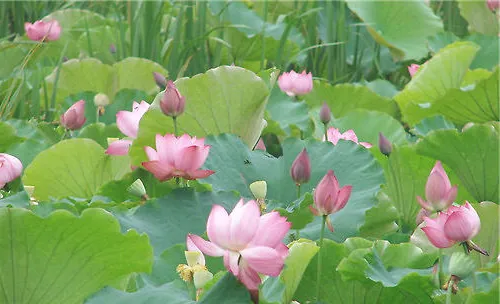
[
  {"xmin": 324, "ymin": 127, "xmax": 372, "ymax": 148},
  {"xmin": 290, "ymin": 148, "xmax": 311, "ymax": 186},
  {"xmin": 60, "ymin": 100, "xmax": 86, "ymax": 130},
  {"xmin": 0, "ymin": 153, "xmax": 23, "ymax": 189},
  {"xmin": 278, "ymin": 70, "xmax": 313, "ymax": 97},
  {"xmin": 310, "ymin": 170, "xmax": 352, "ymax": 232},
  {"xmin": 487, "ymin": 0, "xmax": 500, "ymax": 11},
  {"xmin": 142, "ymin": 134, "xmax": 215, "ymax": 181},
  {"xmin": 25, "ymin": 20, "xmax": 61, "ymax": 41},
  {"xmin": 254, "ymin": 138, "xmax": 266, "ymax": 151},
  {"xmin": 408, "ymin": 64, "xmax": 420, "ymax": 77},
  {"xmin": 189, "ymin": 199, "xmax": 291, "ymax": 291},
  {"xmin": 106, "ymin": 101, "xmax": 150, "ymax": 156},
  {"xmin": 417, "ymin": 161, "xmax": 457, "ymax": 212},
  {"xmin": 422, "ymin": 202, "xmax": 481, "ymax": 248},
  {"xmin": 160, "ymin": 81, "xmax": 185, "ymax": 118}
]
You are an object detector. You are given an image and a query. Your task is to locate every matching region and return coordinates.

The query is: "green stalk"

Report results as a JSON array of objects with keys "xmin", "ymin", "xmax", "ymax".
[
  {"xmin": 325, "ymin": 0, "xmax": 335, "ymax": 82},
  {"xmin": 296, "ymin": 184, "xmax": 301, "ymax": 199},
  {"xmin": 323, "ymin": 123, "xmax": 328, "ymax": 140},
  {"xmin": 316, "ymin": 215, "xmax": 327, "ymax": 301},
  {"xmin": 84, "ymin": 16, "xmax": 93, "ymax": 57},
  {"xmin": 48, "ymin": 42, "xmax": 69, "ymax": 121},
  {"xmin": 260, "ymin": 0, "xmax": 268, "ymax": 70},
  {"xmin": 437, "ymin": 249, "xmax": 444, "ymax": 287},
  {"xmin": 173, "ymin": 116, "xmax": 178, "ymax": 137}
]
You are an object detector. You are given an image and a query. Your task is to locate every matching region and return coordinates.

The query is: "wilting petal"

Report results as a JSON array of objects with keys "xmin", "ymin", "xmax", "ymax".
[
  {"xmin": 188, "ymin": 234, "xmax": 225, "ymax": 257},
  {"xmin": 228, "ymin": 199, "xmax": 260, "ymax": 250},
  {"xmin": 106, "ymin": 139, "xmax": 132, "ymax": 155},
  {"xmin": 240, "ymin": 246, "xmax": 284, "ymax": 276},
  {"xmin": 207, "ymin": 205, "xmax": 231, "ymax": 249}
]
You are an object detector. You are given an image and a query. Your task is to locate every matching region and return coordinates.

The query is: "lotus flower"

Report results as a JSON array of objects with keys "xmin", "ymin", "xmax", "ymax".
[
  {"xmin": 422, "ymin": 202, "xmax": 481, "ymax": 248},
  {"xmin": 278, "ymin": 70, "xmax": 313, "ymax": 97},
  {"xmin": 324, "ymin": 127, "xmax": 372, "ymax": 148},
  {"xmin": 408, "ymin": 64, "xmax": 420, "ymax": 77},
  {"xmin": 25, "ymin": 20, "xmax": 61, "ymax": 41},
  {"xmin": 189, "ymin": 199, "xmax": 291, "ymax": 291},
  {"xmin": 60, "ymin": 100, "xmax": 86, "ymax": 130},
  {"xmin": 142, "ymin": 134, "xmax": 214, "ymax": 181},
  {"xmin": 487, "ymin": 0, "xmax": 500, "ymax": 11},
  {"xmin": 160, "ymin": 80, "xmax": 185, "ymax": 117},
  {"xmin": 310, "ymin": 170, "xmax": 352, "ymax": 232},
  {"xmin": 378, "ymin": 132, "xmax": 392, "ymax": 156},
  {"xmin": 290, "ymin": 148, "xmax": 311, "ymax": 186},
  {"xmin": 0, "ymin": 153, "xmax": 23, "ymax": 189},
  {"xmin": 319, "ymin": 102, "xmax": 331, "ymax": 124},
  {"xmin": 106, "ymin": 101, "xmax": 150, "ymax": 155},
  {"xmin": 417, "ymin": 161, "xmax": 457, "ymax": 212}
]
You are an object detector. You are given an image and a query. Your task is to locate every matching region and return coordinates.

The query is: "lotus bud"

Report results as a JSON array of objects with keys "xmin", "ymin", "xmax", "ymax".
[
  {"xmin": 319, "ymin": 102, "xmax": 331, "ymax": 125},
  {"xmin": 417, "ymin": 161, "xmax": 457, "ymax": 212},
  {"xmin": 487, "ymin": 0, "xmax": 500, "ymax": 11},
  {"xmin": 153, "ymin": 72, "xmax": 167, "ymax": 90},
  {"xmin": 448, "ymin": 252, "xmax": 476, "ymax": 279},
  {"xmin": 60, "ymin": 100, "xmax": 86, "ymax": 130},
  {"xmin": 160, "ymin": 81, "xmax": 186, "ymax": 118},
  {"xmin": 290, "ymin": 148, "xmax": 311, "ymax": 186},
  {"xmin": 109, "ymin": 44, "xmax": 116, "ymax": 54},
  {"xmin": 0, "ymin": 153, "xmax": 23, "ymax": 189},
  {"xmin": 127, "ymin": 179, "xmax": 148, "ymax": 202},
  {"xmin": 378, "ymin": 132, "xmax": 392, "ymax": 156}
]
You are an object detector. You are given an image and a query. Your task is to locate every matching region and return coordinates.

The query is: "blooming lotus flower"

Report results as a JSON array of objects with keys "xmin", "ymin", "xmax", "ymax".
[
  {"xmin": 25, "ymin": 20, "xmax": 61, "ymax": 41},
  {"xmin": 324, "ymin": 127, "xmax": 372, "ymax": 148},
  {"xmin": 278, "ymin": 70, "xmax": 313, "ymax": 97},
  {"xmin": 290, "ymin": 148, "xmax": 311, "ymax": 186},
  {"xmin": 422, "ymin": 202, "xmax": 481, "ymax": 248},
  {"xmin": 408, "ymin": 64, "xmax": 420, "ymax": 77},
  {"xmin": 417, "ymin": 161, "xmax": 457, "ymax": 212},
  {"xmin": 106, "ymin": 101, "xmax": 150, "ymax": 156},
  {"xmin": 142, "ymin": 134, "xmax": 214, "ymax": 181},
  {"xmin": 310, "ymin": 170, "xmax": 352, "ymax": 232},
  {"xmin": 60, "ymin": 100, "xmax": 86, "ymax": 130},
  {"xmin": 0, "ymin": 153, "xmax": 23, "ymax": 189},
  {"xmin": 189, "ymin": 199, "xmax": 291, "ymax": 291},
  {"xmin": 160, "ymin": 81, "xmax": 185, "ymax": 117},
  {"xmin": 487, "ymin": 0, "xmax": 500, "ymax": 11}
]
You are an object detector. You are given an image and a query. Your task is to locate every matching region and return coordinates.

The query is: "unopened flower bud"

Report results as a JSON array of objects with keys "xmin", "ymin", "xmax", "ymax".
[
  {"xmin": 60, "ymin": 100, "xmax": 86, "ymax": 130},
  {"xmin": 378, "ymin": 132, "xmax": 392, "ymax": 156},
  {"xmin": 160, "ymin": 80, "xmax": 186, "ymax": 118},
  {"xmin": 290, "ymin": 148, "xmax": 311, "ymax": 186},
  {"xmin": 153, "ymin": 72, "xmax": 167, "ymax": 90},
  {"xmin": 319, "ymin": 102, "xmax": 331, "ymax": 124},
  {"xmin": 250, "ymin": 181, "xmax": 267, "ymax": 200},
  {"xmin": 448, "ymin": 252, "xmax": 476, "ymax": 279},
  {"xmin": 109, "ymin": 44, "xmax": 116, "ymax": 54},
  {"xmin": 93, "ymin": 93, "xmax": 110, "ymax": 107},
  {"xmin": 487, "ymin": 0, "xmax": 500, "ymax": 11}
]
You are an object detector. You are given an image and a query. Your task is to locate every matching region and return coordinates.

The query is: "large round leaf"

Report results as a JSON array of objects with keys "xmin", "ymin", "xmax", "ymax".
[
  {"xmin": 201, "ymin": 134, "xmax": 385, "ymax": 241},
  {"xmin": 42, "ymin": 57, "xmax": 167, "ymax": 106},
  {"xmin": 130, "ymin": 66, "xmax": 270, "ymax": 165},
  {"xmin": 416, "ymin": 124, "xmax": 499, "ymax": 203},
  {"xmin": 0, "ymin": 207, "xmax": 152, "ymax": 304},
  {"xmin": 394, "ymin": 41, "xmax": 479, "ymax": 125},
  {"xmin": 304, "ymin": 81, "xmax": 399, "ymax": 118},
  {"xmin": 23, "ymin": 138, "xmax": 131, "ymax": 201},
  {"xmin": 345, "ymin": 0, "xmax": 443, "ymax": 60}
]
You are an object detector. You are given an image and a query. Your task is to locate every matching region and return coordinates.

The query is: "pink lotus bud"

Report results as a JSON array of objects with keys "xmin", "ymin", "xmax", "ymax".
[
  {"xmin": 0, "ymin": 153, "xmax": 23, "ymax": 189},
  {"xmin": 443, "ymin": 202, "xmax": 481, "ymax": 242},
  {"xmin": 487, "ymin": 0, "xmax": 500, "ymax": 11},
  {"xmin": 277, "ymin": 70, "xmax": 313, "ymax": 97},
  {"xmin": 142, "ymin": 134, "xmax": 214, "ymax": 181},
  {"xmin": 416, "ymin": 161, "xmax": 457, "ymax": 212},
  {"xmin": 310, "ymin": 170, "xmax": 352, "ymax": 217},
  {"xmin": 109, "ymin": 44, "xmax": 116, "ymax": 54},
  {"xmin": 378, "ymin": 132, "xmax": 392, "ymax": 156},
  {"xmin": 254, "ymin": 138, "xmax": 266, "ymax": 151},
  {"xmin": 408, "ymin": 64, "xmax": 420, "ymax": 77},
  {"xmin": 290, "ymin": 148, "xmax": 311, "ymax": 186},
  {"xmin": 24, "ymin": 20, "xmax": 61, "ymax": 42},
  {"xmin": 421, "ymin": 212, "xmax": 456, "ymax": 248},
  {"xmin": 60, "ymin": 100, "xmax": 86, "ymax": 130},
  {"xmin": 153, "ymin": 72, "xmax": 167, "ymax": 90},
  {"xmin": 116, "ymin": 101, "xmax": 150, "ymax": 138},
  {"xmin": 325, "ymin": 127, "xmax": 372, "ymax": 148},
  {"xmin": 160, "ymin": 81, "xmax": 186, "ymax": 118},
  {"xmin": 319, "ymin": 102, "xmax": 331, "ymax": 124}
]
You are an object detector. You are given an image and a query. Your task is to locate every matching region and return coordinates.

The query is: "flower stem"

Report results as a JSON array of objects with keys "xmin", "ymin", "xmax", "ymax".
[
  {"xmin": 96, "ymin": 107, "xmax": 100, "ymax": 123},
  {"xmin": 296, "ymin": 184, "xmax": 301, "ymax": 199},
  {"xmin": 323, "ymin": 123, "xmax": 328, "ymax": 141},
  {"xmin": 316, "ymin": 214, "xmax": 327, "ymax": 301},
  {"xmin": 445, "ymin": 280, "xmax": 452, "ymax": 304},
  {"xmin": 437, "ymin": 248, "xmax": 444, "ymax": 287},
  {"xmin": 172, "ymin": 116, "xmax": 178, "ymax": 137}
]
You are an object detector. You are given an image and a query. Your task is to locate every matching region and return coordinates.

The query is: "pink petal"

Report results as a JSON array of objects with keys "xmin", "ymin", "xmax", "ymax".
[
  {"xmin": 421, "ymin": 226, "xmax": 455, "ymax": 248},
  {"xmin": 359, "ymin": 142, "xmax": 372, "ymax": 148},
  {"xmin": 326, "ymin": 127, "xmax": 342, "ymax": 144},
  {"xmin": 175, "ymin": 145, "xmax": 210, "ymax": 173},
  {"xmin": 444, "ymin": 203, "xmax": 481, "ymax": 242},
  {"xmin": 144, "ymin": 146, "xmax": 159, "ymax": 161},
  {"xmin": 332, "ymin": 185, "xmax": 352, "ymax": 213},
  {"xmin": 250, "ymin": 211, "xmax": 291, "ymax": 248},
  {"xmin": 341, "ymin": 129, "xmax": 358, "ymax": 143},
  {"xmin": 238, "ymin": 260, "xmax": 261, "ymax": 291},
  {"xmin": 105, "ymin": 139, "xmax": 132, "ymax": 156},
  {"xmin": 188, "ymin": 234, "xmax": 225, "ymax": 257},
  {"xmin": 326, "ymin": 216, "xmax": 334, "ymax": 232},
  {"xmin": 156, "ymin": 134, "xmax": 178, "ymax": 165},
  {"xmin": 309, "ymin": 205, "xmax": 321, "ymax": 216},
  {"xmin": 116, "ymin": 101, "xmax": 150, "ymax": 138},
  {"xmin": 274, "ymin": 243, "xmax": 289, "ymax": 259},
  {"xmin": 0, "ymin": 153, "xmax": 23, "ymax": 187},
  {"xmin": 207, "ymin": 205, "xmax": 231, "ymax": 249},
  {"xmin": 228, "ymin": 199, "xmax": 260, "ymax": 250},
  {"xmin": 186, "ymin": 234, "xmax": 205, "ymax": 265},
  {"xmin": 240, "ymin": 246, "xmax": 284, "ymax": 276},
  {"xmin": 184, "ymin": 169, "xmax": 215, "ymax": 180},
  {"xmin": 417, "ymin": 196, "xmax": 433, "ymax": 211},
  {"xmin": 141, "ymin": 160, "xmax": 174, "ymax": 181},
  {"xmin": 224, "ymin": 251, "xmax": 241, "ymax": 276}
]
